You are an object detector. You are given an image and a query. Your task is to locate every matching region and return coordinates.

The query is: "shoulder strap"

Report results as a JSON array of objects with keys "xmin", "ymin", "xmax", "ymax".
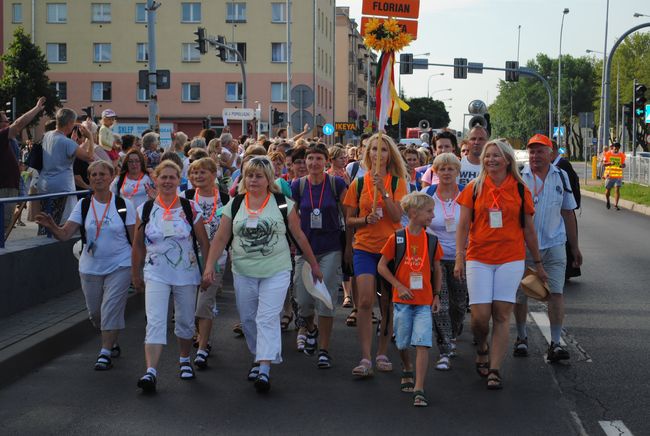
[
  {"xmin": 427, "ymin": 232, "xmax": 439, "ymax": 275},
  {"xmin": 558, "ymin": 169, "xmax": 572, "ymax": 193},
  {"xmin": 350, "ymin": 161, "xmax": 360, "ymax": 180},
  {"xmin": 328, "ymin": 173, "xmax": 339, "ymax": 202},
  {"xmin": 79, "ymin": 198, "xmax": 91, "ymax": 245},
  {"xmin": 426, "ymin": 184, "xmax": 438, "ymax": 196},
  {"xmin": 391, "ymin": 175, "xmax": 398, "ymax": 194},
  {"xmin": 115, "ymin": 173, "xmax": 127, "ymax": 199},
  {"xmin": 140, "ymin": 199, "xmax": 155, "ymax": 230},
  {"xmin": 185, "ymin": 188, "xmax": 196, "ymax": 199},
  {"xmin": 390, "ymin": 229, "xmax": 407, "ymax": 275},
  {"xmin": 226, "ymin": 194, "xmax": 246, "ymax": 250},
  {"xmin": 273, "ymin": 192, "xmax": 298, "ymax": 247},
  {"xmin": 179, "ymin": 197, "xmax": 202, "ymax": 274},
  {"xmin": 114, "ymin": 196, "xmax": 132, "ymax": 245},
  {"xmin": 356, "ymin": 175, "xmax": 364, "ymax": 201},
  {"xmin": 517, "ymin": 182, "xmax": 525, "ymax": 228}
]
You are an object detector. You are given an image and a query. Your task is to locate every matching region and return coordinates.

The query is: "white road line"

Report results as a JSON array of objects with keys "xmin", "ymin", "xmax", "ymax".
[
  {"xmin": 529, "ymin": 311, "xmax": 566, "ymax": 346},
  {"xmin": 599, "ymin": 420, "xmax": 634, "ymax": 436}
]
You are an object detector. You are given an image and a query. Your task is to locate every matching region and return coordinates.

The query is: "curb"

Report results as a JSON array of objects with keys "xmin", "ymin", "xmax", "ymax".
[
  {"xmin": 580, "ymin": 188, "xmax": 650, "ymax": 216},
  {"xmin": 0, "ymin": 292, "xmax": 144, "ymax": 389}
]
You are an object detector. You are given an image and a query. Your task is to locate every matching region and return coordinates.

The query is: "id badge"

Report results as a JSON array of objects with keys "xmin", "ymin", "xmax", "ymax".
[
  {"xmin": 86, "ymin": 240, "xmax": 95, "ymax": 256},
  {"xmin": 246, "ymin": 214, "xmax": 259, "ymax": 228},
  {"xmin": 410, "ymin": 272, "xmax": 424, "ymax": 290},
  {"xmin": 445, "ymin": 217, "xmax": 456, "ymax": 232},
  {"xmin": 489, "ymin": 208, "xmax": 503, "ymax": 229},
  {"xmin": 376, "ymin": 207, "xmax": 383, "ymax": 218},
  {"xmin": 162, "ymin": 220, "xmax": 175, "ymax": 237},
  {"xmin": 310, "ymin": 212, "xmax": 323, "ymax": 229}
]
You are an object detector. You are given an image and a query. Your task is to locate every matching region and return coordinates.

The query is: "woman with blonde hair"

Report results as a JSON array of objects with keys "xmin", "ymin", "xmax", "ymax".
[
  {"xmin": 343, "ymin": 133, "xmax": 408, "ymax": 377},
  {"xmin": 454, "ymin": 139, "xmax": 547, "ymax": 390}
]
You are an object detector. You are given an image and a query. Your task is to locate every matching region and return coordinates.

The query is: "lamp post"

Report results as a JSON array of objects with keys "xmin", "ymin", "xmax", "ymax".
[
  {"xmin": 557, "ymin": 7, "xmax": 569, "ymax": 147},
  {"xmin": 633, "ymin": 12, "xmax": 650, "ymax": 18},
  {"xmin": 429, "ymin": 87, "xmax": 451, "ymax": 99},
  {"xmin": 426, "ymin": 73, "xmax": 445, "ymax": 98},
  {"xmin": 598, "ymin": 0, "xmax": 610, "ymax": 153},
  {"xmin": 517, "ymin": 25, "xmax": 522, "ymax": 63}
]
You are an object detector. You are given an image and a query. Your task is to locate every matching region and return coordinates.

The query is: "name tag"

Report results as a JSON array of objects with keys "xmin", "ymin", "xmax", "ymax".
[
  {"xmin": 376, "ymin": 207, "xmax": 383, "ymax": 218},
  {"xmin": 310, "ymin": 211, "xmax": 323, "ymax": 229},
  {"xmin": 246, "ymin": 214, "xmax": 259, "ymax": 229},
  {"xmin": 445, "ymin": 217, "xmax": 456, "ymax": 232},
  {"xmin": 489, "ymin": 209, "xmax": 503, "ymax": 229},
  {"xmin": 162, "ymin": 220, "xmax": 175, "ymax": 237},
  {"xmin": 410, "ymin": 272, "xmax": 424, "ymax": 290}
]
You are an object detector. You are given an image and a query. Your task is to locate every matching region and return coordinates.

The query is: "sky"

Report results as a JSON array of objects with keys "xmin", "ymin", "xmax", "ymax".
[{"xmin": 337, "ymin": 0, "xmax": 650, "ymax": 131}]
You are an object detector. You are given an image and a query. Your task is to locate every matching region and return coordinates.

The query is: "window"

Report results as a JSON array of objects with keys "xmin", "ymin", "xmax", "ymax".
[
  {"xmin": 136, "ymin": 43, "xmax": 148, "ymax": 62},
  {"xmin": 271, "ymin": 3, "xmax": 286, "ymax": 23},
  {"xmin": 271, "ymin": 42, "xmax": 288, "ymax": 62},
  {"xmin": 271, "ymin": 82, "xmax": 287, "ymax": 102},
  {"xmin": 91, "ymin": 3, "xmax": 111, "ymax": 22},
  {"xmin": 225, "ymin": 42, "xmax": 246, "ymax": 62},
  {"xmin": 135, "ymin": 3, "xmax": 147, "ymax": 22},
  {"xmin": 182, "ymin": 83, "xmax": 200, "ymax": 102},
  {"xmin": 225, "ymin": 82, "xmax": 243, "ymax": 102},
  {"xmin": 182, "ymin": 43, "xmax": 200, "ymax": 62},
  {"xmin": 12, "ymin": 3, "xmax": 23, "ymax": 23},
  {"xmin": 91, "ymin": 82, "xmax": 112, "ymax": 101},
  {"xmin": 137, "ymin": 86, "xmax": 149, "ymax": 102},
  {"xmin": 46, "ymin": 43, "xmax": 67, "ymax": 63},
  {"xmin": 93, "ymin": 43, "xmax": 112, "ymax": 62},
  {"xmin": 47, "ymin": 3, "xmax": 67, "ymax": 23},
  {"xmin": 181, "ymin": 2, "xmax": 201, "ymax": 22},
  {"xmin": 50, "ymin": 82, "xmax": 67, "ymax": 101},
  {"xmin": 226, "ymin": 2, "xmax": 246, "ymax": 23}
]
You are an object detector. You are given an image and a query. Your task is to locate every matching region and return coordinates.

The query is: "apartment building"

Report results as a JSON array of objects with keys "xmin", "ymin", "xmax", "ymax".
[
  {"xmin": 334, "ymin": 6, "xmax": 376, "ymax": 144},
  {"xmin": 2, "ymin": 0, "xmax": 335, "ymax": 138}
]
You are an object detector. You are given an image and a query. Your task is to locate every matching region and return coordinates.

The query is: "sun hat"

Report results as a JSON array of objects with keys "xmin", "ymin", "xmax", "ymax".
[
  {"xmin": 101, "ymin": 109, "xmax": 116, "ymax": 118},
  {"xmin": 520, "ymin": 267, "xmax": 550, "ymax": 301},
  {"xmin": 301, "ymin": 262, "xmax": 333, "ymax": 310},
  {"xmin": 527, "ymin": 134, "xmax": 553, "ymax": 148}
]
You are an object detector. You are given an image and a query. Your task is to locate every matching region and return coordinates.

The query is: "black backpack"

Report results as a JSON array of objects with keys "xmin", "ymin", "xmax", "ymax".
[
  {"xmin": 355, "ymin": 174, "xmax": 399, "ymax": 201},
  {"xmin": 80, "ymin": 195, "xmax": 131, "ymax": 245},
  {"xmin": 140, "ymin": 197, "xmax": 202, "ymax": 273},
  {"xmin": 27, "ymin": 142, "xmax": 43, "ymax": 171},
  {"xmin": 471, "ymin": 181, "xmax": 526, "ymax": 228},
  {"xmin": 388, "ymin": 228, "xmax": 439, "ymax": 288}
]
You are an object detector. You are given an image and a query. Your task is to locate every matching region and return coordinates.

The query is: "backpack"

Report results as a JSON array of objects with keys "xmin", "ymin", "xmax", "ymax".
[
  {"xmin": 297, "ymin": 174, "xmax": 344, "ymax": 228},
  {"xmin": 388, "ymin": 228, "xmax": 439, "ymax": 291},
  {"xmin": 355, "ymin": 174, "xmax": 399, "ymax": 202},
  {"xmin": 471, "ymin": 181, "xmax": 526, "ymax": 228},
  {"xmin": 226, "ymin": 192, "xmax": 296, "ymax": 250},
  {"xmin": 114, "ymin": 173, "xmax": 128, "ymax": 200},
  {"xmin": 425, "ymin": 183, "xmax": 466, "ymax": 197},
  {"xmin": 140, "ymin": 197, "xmax": 202, "ymax": 273},
  {"xmin": 27, "ymin": 142, "xmax": 43, "ymax": 171},
  {"xmin": 80, "ymin": 195, "xmax": 131, "ymax": 245},
  {"xmin": 349, "ymin": 161, "xmax": 361, "ymax": 180}
]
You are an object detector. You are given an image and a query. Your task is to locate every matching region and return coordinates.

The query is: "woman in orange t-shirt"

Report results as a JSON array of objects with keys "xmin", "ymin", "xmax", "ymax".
[
  {"xmin": 343, "ymin": 133, "xmax": 408, "ymax": 377},
  {"xmin": 454, "ymin": 139, "xmax": 547, "ymax": 390}
]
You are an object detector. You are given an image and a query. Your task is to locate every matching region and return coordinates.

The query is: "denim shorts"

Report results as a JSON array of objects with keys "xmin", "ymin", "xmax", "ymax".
[
  {"xmin": 393, "ymin": 303, "xmax": 433, "ymax": 349},
  {"xmin": 352, "ymin": 249, "xmax": 382, "ymax": 277}
]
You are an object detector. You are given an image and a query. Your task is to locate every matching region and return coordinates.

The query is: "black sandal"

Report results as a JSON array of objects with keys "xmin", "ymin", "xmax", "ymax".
[
  {"xmin": 137, "ymin": 371, "xmax": 157, "ymax": 393},
  {"xmin": 94, "ymin": 354, "xmax": 112, "ymax": 371},
  {"xmin": 475, "ymin": 346, "xmax": 490, "ymax": 378},
  {"xmin": 179, "ymin": 362, "xmax": 195, "ymax": 380},
  {"xmin": 110, "ymin": 344, "xmax": 121, "ymax": 358},
  {"xmin": 400, "ymin": 370, "xmax": 415, "ymax": 393},
  {"xmin": 254, "ymin": 373, "xmax": 271, "ymax": 393},
  {"xmin": 247, "ymin": 362, "xmax": 260, "ymax": 381},
  {"xmin": 346, "ymin": 309, "xmax": 358, "ymax": 327},
  {"xmin": 487, "ymin": 369, "xmax": 503, "ymax": 390}
]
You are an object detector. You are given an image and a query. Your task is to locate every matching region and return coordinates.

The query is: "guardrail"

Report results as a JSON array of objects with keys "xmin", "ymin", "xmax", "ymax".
[
  {"xmin": 623, "ymin": 156, "xmax": 650, "ymax": 187},
  {"xmin": 0, "ymin": 190, "xmax": 91, "ymax": 249}
]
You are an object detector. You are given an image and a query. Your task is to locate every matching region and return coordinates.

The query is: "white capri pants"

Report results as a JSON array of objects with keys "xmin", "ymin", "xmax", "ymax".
[
  {"xmin": 144, "ymin": 280, "xmax": 197, "ymax": 345},
  {"xmin": 466, "ymin": 260, "xmax": 525, "ymax": 305},
  {"xmin": 234, "ymin": 270, "xmax": 291, "ymax": 364},
  {"xmin": 79, "ymin": 266, "xmax": 131, "ymax": 331}
]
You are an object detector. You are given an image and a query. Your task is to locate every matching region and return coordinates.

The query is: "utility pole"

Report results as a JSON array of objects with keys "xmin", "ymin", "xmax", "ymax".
[
  {"xmin": 146, "ymin": 0, "xmax": 160, "ymax": 132},
  {"xmin": 286, "ymin": 0, "xmax": 292, "ymax": 134},
  {"xmin": 632, "ymin": 78, "xmax": 637, "ymax": 154}
]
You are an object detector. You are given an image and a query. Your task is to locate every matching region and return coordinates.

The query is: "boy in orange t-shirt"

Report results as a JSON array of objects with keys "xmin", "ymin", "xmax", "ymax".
[{"xmin": 378, "ymin": 192, "xmax": 442, "ymax": 407}]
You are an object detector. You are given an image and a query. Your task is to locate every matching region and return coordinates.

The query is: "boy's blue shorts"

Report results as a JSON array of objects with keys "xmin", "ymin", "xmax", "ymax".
[{"xmin": 393, "ymin": 303, "xmax": 433, "ymax": 350}]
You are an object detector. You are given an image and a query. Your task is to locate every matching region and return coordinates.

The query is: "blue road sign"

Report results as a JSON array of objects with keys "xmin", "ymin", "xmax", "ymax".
[
  {"xmin": 646, "ymin": 105, "xmax": 650, "ymax": 124},
  {"xmin": 323, "ymin": 123, "xmax": 335, "ymax": 136}
]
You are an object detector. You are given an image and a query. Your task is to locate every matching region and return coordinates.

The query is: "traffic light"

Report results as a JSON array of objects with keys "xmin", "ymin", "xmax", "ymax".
[
  {"xmin": 216, "ymin": 36, "xmax": 227, "ymax": 62},
  {"xmin": 194, "ymin": 27, "xmax": 207, "ymax": 55},
  {"xmin": 505, "ymin": 61, "xmax": 519, "ymax": 82},
  {"xmin": 272, "ymin": 108, "xmax": 285, "ymax": 125},
  {"xmin": 454, "ymin": 58, "xmax": 468, "ymax": 79},
  {"xmin": 81, "ymin": 106, "xmax": 93, "ymax": 120},
  {"xmin": 399, "ymin": 53, "xmax": 413, "ymax": 75},
  {"xmin": 634, "ymin": 84, "xmax": 647, "ymax": 118}
]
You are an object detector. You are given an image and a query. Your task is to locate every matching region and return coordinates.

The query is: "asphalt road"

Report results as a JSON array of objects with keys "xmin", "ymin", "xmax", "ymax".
[{"xmin": 0, "ymin": 194, "xmax": 647, "ymax": 435}]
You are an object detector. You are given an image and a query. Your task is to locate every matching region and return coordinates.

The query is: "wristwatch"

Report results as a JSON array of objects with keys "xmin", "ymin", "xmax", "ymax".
[{"xmin": 383, "ymin": 192, "xmax": 390, "ymax": 199}]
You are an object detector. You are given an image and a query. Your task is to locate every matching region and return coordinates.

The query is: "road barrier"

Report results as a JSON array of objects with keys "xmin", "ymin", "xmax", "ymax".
[{"xmin": 624, "ymin": 156, "xmax": 650, "ymax": 186}]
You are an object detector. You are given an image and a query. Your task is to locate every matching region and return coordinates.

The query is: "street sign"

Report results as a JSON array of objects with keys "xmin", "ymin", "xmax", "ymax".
[
  {"xmin": 117, "ymin": 123, "xmax": 174, "ymax": 147},
  {"xmin": 578, "ymin": 112, "xmax": 595, "ymax": 128},
  {"xmin": 360, "ymin": 16, "xmax": 418, "ymax": 40},
  {"xmin": 290, "ymin": 110, "xmax": 313, "ymax": 133},
  {"xmin": 291, "ymin": 85, "xmax": 314, "ymax": 109},
  {"xmin": 362, "ymin": 0, "xmax": 420, "ymax": 19},
  {"xmin": 553, "ymin": 126, "xmax": 565, "ymax": 139},
  {"xmin": 467, "ymin": 62, "xmax": 483, "ymax": 74},
  {"xmin": 335, "ymin": 122, "xmax": 356, "ymax": 131},
  {"xmin": 323, "ymin": 123, "xmax": 335, "ymax": 136},
  {"xmin": 646, "ymin": 104, "xmax": 650, "ymax": 124},
  {"xmin": 412, "ymin": 58, "xmax": 428, "ymax": 69},
  {"xmin": 222, "ymin": 108, "xmax": 255, "ymax": 121},
  {"xmin": 592, "ymin": 138, "xmax": 598, "ymax": 145}
]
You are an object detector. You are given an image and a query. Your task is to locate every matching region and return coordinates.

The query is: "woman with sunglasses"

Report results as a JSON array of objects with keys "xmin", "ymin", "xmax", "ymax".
[
  {"xmin": 202, "ymin": 156, "xmax": 322, "ymax": 393},
  {"xmin": 111, "ymin": 149, "xmax": 153, "ymax": 209}
]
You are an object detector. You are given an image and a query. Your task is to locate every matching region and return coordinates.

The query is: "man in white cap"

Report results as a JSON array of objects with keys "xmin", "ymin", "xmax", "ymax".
[
  {"xmin": 513, "ymin": 134, "xmax": 582, "ymax": 362},
  {"xmin": 99, "ymin": 109, "xmax": 119, "ymax": 164}
]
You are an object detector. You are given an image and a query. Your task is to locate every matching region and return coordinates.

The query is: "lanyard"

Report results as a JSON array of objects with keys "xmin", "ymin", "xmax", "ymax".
[
  {"xmin": 121, "ymin": 173, "xmax": 144, "ymax": 199},
  {"xmin": 437, "ymin": 188, "xmax": 459, "ymax": 220},
  {"xmin": 307, "ymin": 176, "xmax": 327, "ymax": 211},
  {"xmin": 490, "ymin": 188, "xmax": 502, "ymax": 210},
  {"xmin": 91, "ymin": 193, "xmax": 112, "ymax": 241},
  {"xmin": 405, "ymin": 228, "xmax": 426, "ymax": 272},
  {"xmin": 195, "ymin": 189, "xmax": 219, "ymax": 224},
  {"xmin": 365, "ymin": 173, "xmax": 391, "ymax": 202},
  {"xmin": 531, "ymin": 172, "xmax": 544, "ymax": 201},
  {"xmin": 245, "ymin": 192, "xmax": 270, "ymax": 216},
  {"xmin": 157, "ymin": 195, "xmax": 178, "ymax": 219}
]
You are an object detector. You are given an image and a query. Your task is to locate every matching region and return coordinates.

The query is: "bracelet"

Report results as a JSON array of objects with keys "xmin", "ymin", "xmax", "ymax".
[
  {"xmin": 364, "ymin": 216, "xmax": 368, "ymax": 224},
  {"xmin": 455, "ymin": 252, "xmax": 465, "ymax": 258}
]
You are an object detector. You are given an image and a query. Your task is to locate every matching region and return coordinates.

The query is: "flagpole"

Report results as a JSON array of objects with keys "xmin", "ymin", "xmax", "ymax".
[{"xmin": 372, "ymin": 131, "xmax": 383, "ymax": 213}]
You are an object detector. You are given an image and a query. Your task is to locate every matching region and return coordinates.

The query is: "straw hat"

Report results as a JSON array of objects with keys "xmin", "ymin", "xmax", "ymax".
[{"xmin": 520, "ymin": 267, "xmax": 550, "ymax": 301}]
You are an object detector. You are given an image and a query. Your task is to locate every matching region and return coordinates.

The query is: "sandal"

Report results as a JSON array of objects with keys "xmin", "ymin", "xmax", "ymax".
[
  {"xmin": 137, "ymin": 371, "xmax": 157, "ymax": 393},
  {"xmin": 179, "ymin": 362, "xmax": 195, "ymax": 380},
  {"xmin": 254, "ymin": 373, "xmax": 271, "ymax": 393},
  {"xmin": 296, "ymin": 332, "xmax": 307, "ymax": 352},
  {"xmin": 345, "ymin": 309, "xmax": 357, "ymax": 327},
  {"xmin": 487, "ymin": 369, "xmax": 503, "ymax": 390},
  {"xmin": 400, "ymin": 370, "xmax": 415, "ymax": 392},
  {"xmin": 194, "ymin": 350, "xmax": 209, "ymax": 369},
  {"xmin": 342, "ymin": 296, "xmax": 353, "ymax": 308},
  {"xmin": 376, "ymin": 354, "xmax": 393, "ymax": 372},
  {"xmin": 94, "ymin": 354, "xmax": 112, "ymax": 371},
  {"xmin": 413, "ymin": 390, "xmax": 429, "ymax": 407},
  {"xmin": 110, "ymin": 344, "xmax": 121, "ymax": 358},
  {"xmin": 435, "ymin": 355, "xmax": 451, "ymax": 371},
  {"xmin": 475, "ymin": 346, "xmax": 490, "ymax": 378},
  {"xmin": 280, "ymin": 313, "xmax": 294, "ymax": 331},
  {"xmin": 317, "ymin": 349, "xmax": 332, "ymax": 369},
  {"xmin": 352, "ymin": 358, "xmax": 373, "ymax": 378},
  {"xmin": 371, "ymin": 312, "xmax": 380, "ymax": 324},
  {"xmin": 247, "ymin": 362, "xmax": 260, "ymax": 381},
  {"xmin": 232, "ymin": 323, "xmax": 243, "ymax": 336}
]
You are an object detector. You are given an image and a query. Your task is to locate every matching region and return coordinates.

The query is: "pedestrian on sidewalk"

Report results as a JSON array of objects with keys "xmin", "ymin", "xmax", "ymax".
[
  {"xmin": 454, "ymin": 139, "xmax": 547, "ymax": 390},
  {"xmin": 513, "ymin": 134, "xmax": 582, "ymax": 362},
  {"xmin": 36, "ymin": 160, "xmax": 135, "ymax": 371},
  {"xmin": 603, "ymin": 142, "xmax": 626, "ymax": 210}
]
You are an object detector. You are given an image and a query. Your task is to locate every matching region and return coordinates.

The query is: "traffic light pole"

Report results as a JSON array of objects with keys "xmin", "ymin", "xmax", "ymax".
[
  {"xmin": 209, "ymin": 37, "xmax": 247, "ymax": 135},
  {"xmin": 632, "ymin": 78, "xmax": 637, "ymax": 155}
]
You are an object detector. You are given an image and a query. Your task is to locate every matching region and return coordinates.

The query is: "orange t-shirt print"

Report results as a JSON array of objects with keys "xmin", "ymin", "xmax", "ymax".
[{"xmin": 603, "ymin": 151, "xmax": 625, "ymax": 179}]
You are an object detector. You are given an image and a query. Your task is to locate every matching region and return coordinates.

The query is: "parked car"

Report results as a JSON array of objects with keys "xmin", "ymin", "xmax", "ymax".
[{"xmin": 514, "ymin": 149, "xmax": 529, "ymax": 171}]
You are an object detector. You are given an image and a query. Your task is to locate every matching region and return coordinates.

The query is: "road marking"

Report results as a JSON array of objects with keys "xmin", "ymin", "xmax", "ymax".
[
  {"xmin": 529, "ymin": 311, "xmax": 566, "ymax": 346},
  {"xmin": 569, "ymin": 411, "xmax": 589, "ymax": 436},
  {"xmin": 599, "ymin": 420, "xmax": 634, "ymax": 436}
]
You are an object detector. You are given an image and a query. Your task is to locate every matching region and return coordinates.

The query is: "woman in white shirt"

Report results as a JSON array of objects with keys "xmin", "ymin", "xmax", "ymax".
[
  {"xmin": 111, "ymin": 149, "xmax": 154, "ymax": 209},
  {"xmin": 36, "ymin": 160, "xmax": 135, "ymax": 371}
]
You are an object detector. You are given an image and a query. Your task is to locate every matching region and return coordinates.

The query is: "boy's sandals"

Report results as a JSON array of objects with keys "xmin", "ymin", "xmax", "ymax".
[
  {"xmin": 475, "ymin": 346, "xmax": 490, "ymax": 378},
  {"xmin": 342, "ymin": 296, "xmax": 353, "ymax": 308},
  {"xmin": 376, "ymin": 354, "xmax": 393, "ymax": 372},
  {"xmin": 296, "ymin": 332, "xmax": 307, "ymax": 352},
  {"xmin": 487, "ymin": 369, "xmax": 503, "ymax": 390},
  {"xmin": 317, "ymin": 349, "xmax": 332, "ymax": 369},
  {"xmin": 94, "ymin": 354, "xmax": 112, "ymax": 371},
  {"xmin": 400, "ymin": 370, "xmax": 415, "ymax": 392},
  {"xmin": 280, "ymin": 313, "xmax": 294, "ymax": 331},
  {"xmin": 352, "ymin": 358, "xmax": 373, "ymax": 378},
  {"xmin": 345, "ymin": 309, "xmax": 357, "ymax": 327},
  {"xmin": 247, "ymin": 362, "xmax": 260, "ymax": 381},
  {"xmin": 413, "ymin": 390, "xmax": 429, "ymax": 407},
  {"xmin": 435, "ymin": 355, "xmax": 451, "ymax": 371}
]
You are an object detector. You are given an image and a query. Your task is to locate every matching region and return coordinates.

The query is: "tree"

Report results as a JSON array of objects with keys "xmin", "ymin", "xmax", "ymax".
[
  {"xmin": 386, "ymin": 96, "xmax": 450, "ymax": 139},
  {"xmin": 0, "ymin": 27, "xmax": 60, "ymax": 126}
]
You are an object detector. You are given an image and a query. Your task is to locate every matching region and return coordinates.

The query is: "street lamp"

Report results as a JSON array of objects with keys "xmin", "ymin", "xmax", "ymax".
[
  {"xmin": 633, "ymin": 12, "xmax": 650, "ymax": 18},
  {"xmin": 557, "ymin": 7, "xmax": 569, "ymax": 146},
  {"xmin": 428, "ymin": 87, "xmax": 451, "ymax": 99},
  {"xmin": 426, "ymin": 73, "xmax": 445, "ymax": 98},
  {"xmin": 585, "ymin": 49, "xmax": 603, "ymax": 55},
  {"xmin": 517, "ymin": 25, "xmax": 522, "ymax": 63}
]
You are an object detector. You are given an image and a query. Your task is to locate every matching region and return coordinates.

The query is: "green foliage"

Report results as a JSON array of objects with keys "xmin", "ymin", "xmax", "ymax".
[
  {"xmin": 386, "ymin": 96, "xmax": 450, "ymax": 139},
  {"xmin": 0, "ymin": 27, "xmax": 60, "ymax": 124}
]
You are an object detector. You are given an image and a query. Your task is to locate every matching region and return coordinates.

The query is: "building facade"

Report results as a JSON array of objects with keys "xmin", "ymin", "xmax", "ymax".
[{"xmin": 2, "ymin": 0, "xmax": 335, "ymax": 138}]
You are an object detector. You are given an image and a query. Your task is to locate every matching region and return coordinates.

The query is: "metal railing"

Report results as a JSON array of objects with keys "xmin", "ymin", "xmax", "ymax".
[
  {"xmin": 0, "ymin": 190, "xmax": 91, "ymax": 249},
  {"xmin": 623, "ymin": 156, "xmax": 650, "ymax": 186}
]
